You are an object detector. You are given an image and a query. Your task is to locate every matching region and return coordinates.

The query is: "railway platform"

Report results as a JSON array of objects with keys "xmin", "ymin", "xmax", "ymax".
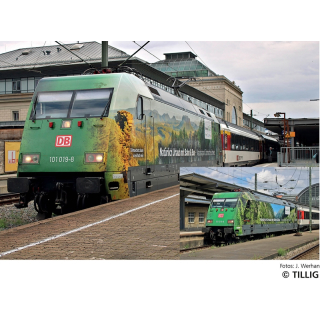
[
  {"xmin": 0, "ymin": 186, "xmax": 179, "ymax": 260},
  {"xmin": 180, "ymin": 230, "xmax": 319, "ymax": 260},
  {"xmin": 0, "ymin": 174, "xmax": 15, "ymax": 194}
]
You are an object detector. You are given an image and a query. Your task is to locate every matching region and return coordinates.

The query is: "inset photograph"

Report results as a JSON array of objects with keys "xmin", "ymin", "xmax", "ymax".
[{"xmin": 180, "ymin": 167, "xmax": 319, "ymax": 260}]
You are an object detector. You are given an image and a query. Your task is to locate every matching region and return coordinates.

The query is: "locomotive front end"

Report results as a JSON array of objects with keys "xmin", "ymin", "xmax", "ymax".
[
  {"xmin": 203, "ymin": 192, "xmax": 240, "ymax": 243},
  {"xmin": 7, "ymin": 74, "xmax": 127, "ymax": 219}
]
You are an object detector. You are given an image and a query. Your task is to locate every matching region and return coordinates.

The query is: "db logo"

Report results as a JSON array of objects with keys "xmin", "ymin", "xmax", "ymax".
[{"xmin": 55, "ymin": 135, "xmax": 72, "ymax": 147}]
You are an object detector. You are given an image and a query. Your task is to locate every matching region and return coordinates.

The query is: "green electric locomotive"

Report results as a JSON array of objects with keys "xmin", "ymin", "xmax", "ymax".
[
  {"xmin": 203, "ymin": 191, "xmax": 298, "ymax": 243},
  {"xmin": 8, "ymin": 71, "xmax": 222, "ymax": 219}
]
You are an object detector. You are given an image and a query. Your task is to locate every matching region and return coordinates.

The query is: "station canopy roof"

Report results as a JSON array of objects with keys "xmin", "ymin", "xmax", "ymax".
[
  {"xmin": 264, "ymin": 117, "xmax": 319, "ymax": 146},
  {"xmin": 180, "ymin": 172, "xmax": 296, "ymax": 206},
  {"xmin": 0, "ymin": 42, "xmax": 129, "ymax": 71},
  {"xmin": 180, "ymin": 172, "xmax": 248, "ymax": 198}
]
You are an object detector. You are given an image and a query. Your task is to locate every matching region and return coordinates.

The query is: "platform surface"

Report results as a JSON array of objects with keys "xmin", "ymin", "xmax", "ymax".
[
  {"xmin": 0, "ymin": 186, "xmax": 179, "ymax": 260},
  {"xmin": 180, "ymin": 231, "xmax": 319, "ymax": 260}
]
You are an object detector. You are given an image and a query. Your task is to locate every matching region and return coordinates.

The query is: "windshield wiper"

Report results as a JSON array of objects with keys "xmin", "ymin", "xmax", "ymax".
[{"xmin": 100, "ymin": 91, "xmax": 113, "ymax": 119}]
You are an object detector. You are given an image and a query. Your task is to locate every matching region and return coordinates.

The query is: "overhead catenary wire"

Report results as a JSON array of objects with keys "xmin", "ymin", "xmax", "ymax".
[
  {"xmin": 117, "ymin": 41, "xmax": 150, "ymax": 68},
  {"xmin": 32, "ymin": 41, "xmax": 47, "ymax": 71},
  {"xmin": 183, "ymin": 167, "xmax": 314, "ymax": 195},
  {"xmin": 185, "ymin": 41, "xmax": 213, "ymax": 72},
  {"xmin": 132, "ymin": 41, "xmax": 162, "ymax": 62}
]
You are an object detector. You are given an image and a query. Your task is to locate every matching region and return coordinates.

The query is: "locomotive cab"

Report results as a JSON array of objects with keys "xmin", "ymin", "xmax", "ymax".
[{"xmin": 203, "ymin": 193, "xmax": 240, "ymax": 243}]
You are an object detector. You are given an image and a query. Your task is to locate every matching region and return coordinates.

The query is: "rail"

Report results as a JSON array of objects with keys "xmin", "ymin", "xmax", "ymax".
[
  {"xmin": 278, "ymin": 147, "xmax": 319, "ymax": 167},
  {"xmin": 289, "ymin": 243, "xmax": 319, "ymax": 260},
  {"xmin": 0, "ymin": 193, "xmax": 19, "ymax": 206}
]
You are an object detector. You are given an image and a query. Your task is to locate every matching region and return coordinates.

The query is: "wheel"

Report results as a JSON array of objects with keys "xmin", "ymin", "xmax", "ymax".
[
  {"xmin": 34, "ymin": 193, "xmax": 52, "ymax": 220},
  {"xmin": 209, "ymin": 229, "xmax": 215, "ymax": 242},
  {"xmin": 100, "ymin": 195, "xmax": 109, "ymax": 204}
]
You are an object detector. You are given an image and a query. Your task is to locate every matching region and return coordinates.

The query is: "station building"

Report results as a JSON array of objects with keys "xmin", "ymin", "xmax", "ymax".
[
  {"xmin": 295, "ymin": 183, "xmax": 319, "ymax": 208},
  {"xmin": 150, "ymin": 51, "xmax": 268, "ymax": 134}
]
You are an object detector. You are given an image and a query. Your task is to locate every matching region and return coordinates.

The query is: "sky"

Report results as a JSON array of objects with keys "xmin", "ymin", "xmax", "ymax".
[
  {"xmin": 180, "ymin": 166, "xmax": 319, "ymax": 196},
  {"xmin": 0, "ymin": 40, "xmax": 318, "ymax": 121}
]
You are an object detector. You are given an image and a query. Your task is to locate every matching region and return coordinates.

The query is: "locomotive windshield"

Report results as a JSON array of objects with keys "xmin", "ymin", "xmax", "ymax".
[
  {"xmin": 210, "ymin": 198, "xmax": 238, "ymax": 209},
  {"xmin": 33, "ymin": 91, "xmax": 73, "ymax": 119},
  {"xmin": 32, "ymin": 89, "xmax": 113, "ymax": 119},
  {"xmin": 70, "ymin": 89, "xmax": 112, "ymax": 118}
]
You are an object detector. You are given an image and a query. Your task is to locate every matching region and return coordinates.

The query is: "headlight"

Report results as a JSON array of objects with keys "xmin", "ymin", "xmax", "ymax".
[
  {"xmin": 22, "ymin": 154, "xmax": 40, "ymax": 164},
  {"xmin": 207, "ymin": 219, "xmax": 213, "ymax": 223},
  {"xmin": 85, "ymin": 153, "xmax": 104, "ymax": 163},
  {"xmin": 227, "ymin": 220, "xmax": 234, "ymax": 224},
  {"xmin": 61, "ymin": 120, "xmax": 72, "ymax": 128}
]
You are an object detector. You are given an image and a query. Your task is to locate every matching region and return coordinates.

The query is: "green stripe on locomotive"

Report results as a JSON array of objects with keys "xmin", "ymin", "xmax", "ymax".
[{"xmin": 206, "ymin": 192, "xmax": 297, "ymax": 236}]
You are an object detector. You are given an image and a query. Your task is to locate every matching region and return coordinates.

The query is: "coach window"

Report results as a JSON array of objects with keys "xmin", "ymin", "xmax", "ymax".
[
  {"xmin": 235, "ymin": 134, "xmax": 239, "ymax": 150},
  {"xmin": 137, "ymin": 96, "xmax": 143, "ymax": 120},
  {"xmin": 242, "ymin": 136, "xmax": 245, "ymax": 151}
]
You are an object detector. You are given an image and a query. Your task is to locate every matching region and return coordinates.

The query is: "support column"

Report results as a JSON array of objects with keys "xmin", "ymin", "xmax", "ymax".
[
  {"xmin": 290, "ymin": 125, "xmax": 295, "ymax": 160},
  {"xmin": 102, "ymin": 41, "xmax": 108, "ymax": 68},
  {"xmin": 180, "ymin": 189, "xmax": 192, "ymax": 230}
]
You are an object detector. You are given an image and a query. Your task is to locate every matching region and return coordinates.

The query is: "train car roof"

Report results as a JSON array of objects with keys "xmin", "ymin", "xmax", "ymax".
[
  {"xmin": 213, "ymin": 191, "xmax": 296, "ymax": 207},
  {"xmin": 261, "ymin": 134, "xmax": 278, "ymax": 142},
  {"xmin": 147, "ymin": 83, "xmax": 219, "ymax": 124},
  {"xmin": 218, "ymin": 119, "xmax": 261, "ymax": 141},
  {"xmin": 35, "ymin": 73, "xmax": 154, "ymax": 101},
  {"xmin": 297, "ymin": 205, "xmax": 320, "ymax": 213}
]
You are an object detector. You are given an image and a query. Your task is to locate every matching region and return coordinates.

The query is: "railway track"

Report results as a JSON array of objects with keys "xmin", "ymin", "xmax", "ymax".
[
  {"xmin": 0, "ymin": 193, "xmax": 20, "ymax": 206},
  {"xmin": 289, "ymin": 243, "xmax": 319, "ymax": 260}
]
